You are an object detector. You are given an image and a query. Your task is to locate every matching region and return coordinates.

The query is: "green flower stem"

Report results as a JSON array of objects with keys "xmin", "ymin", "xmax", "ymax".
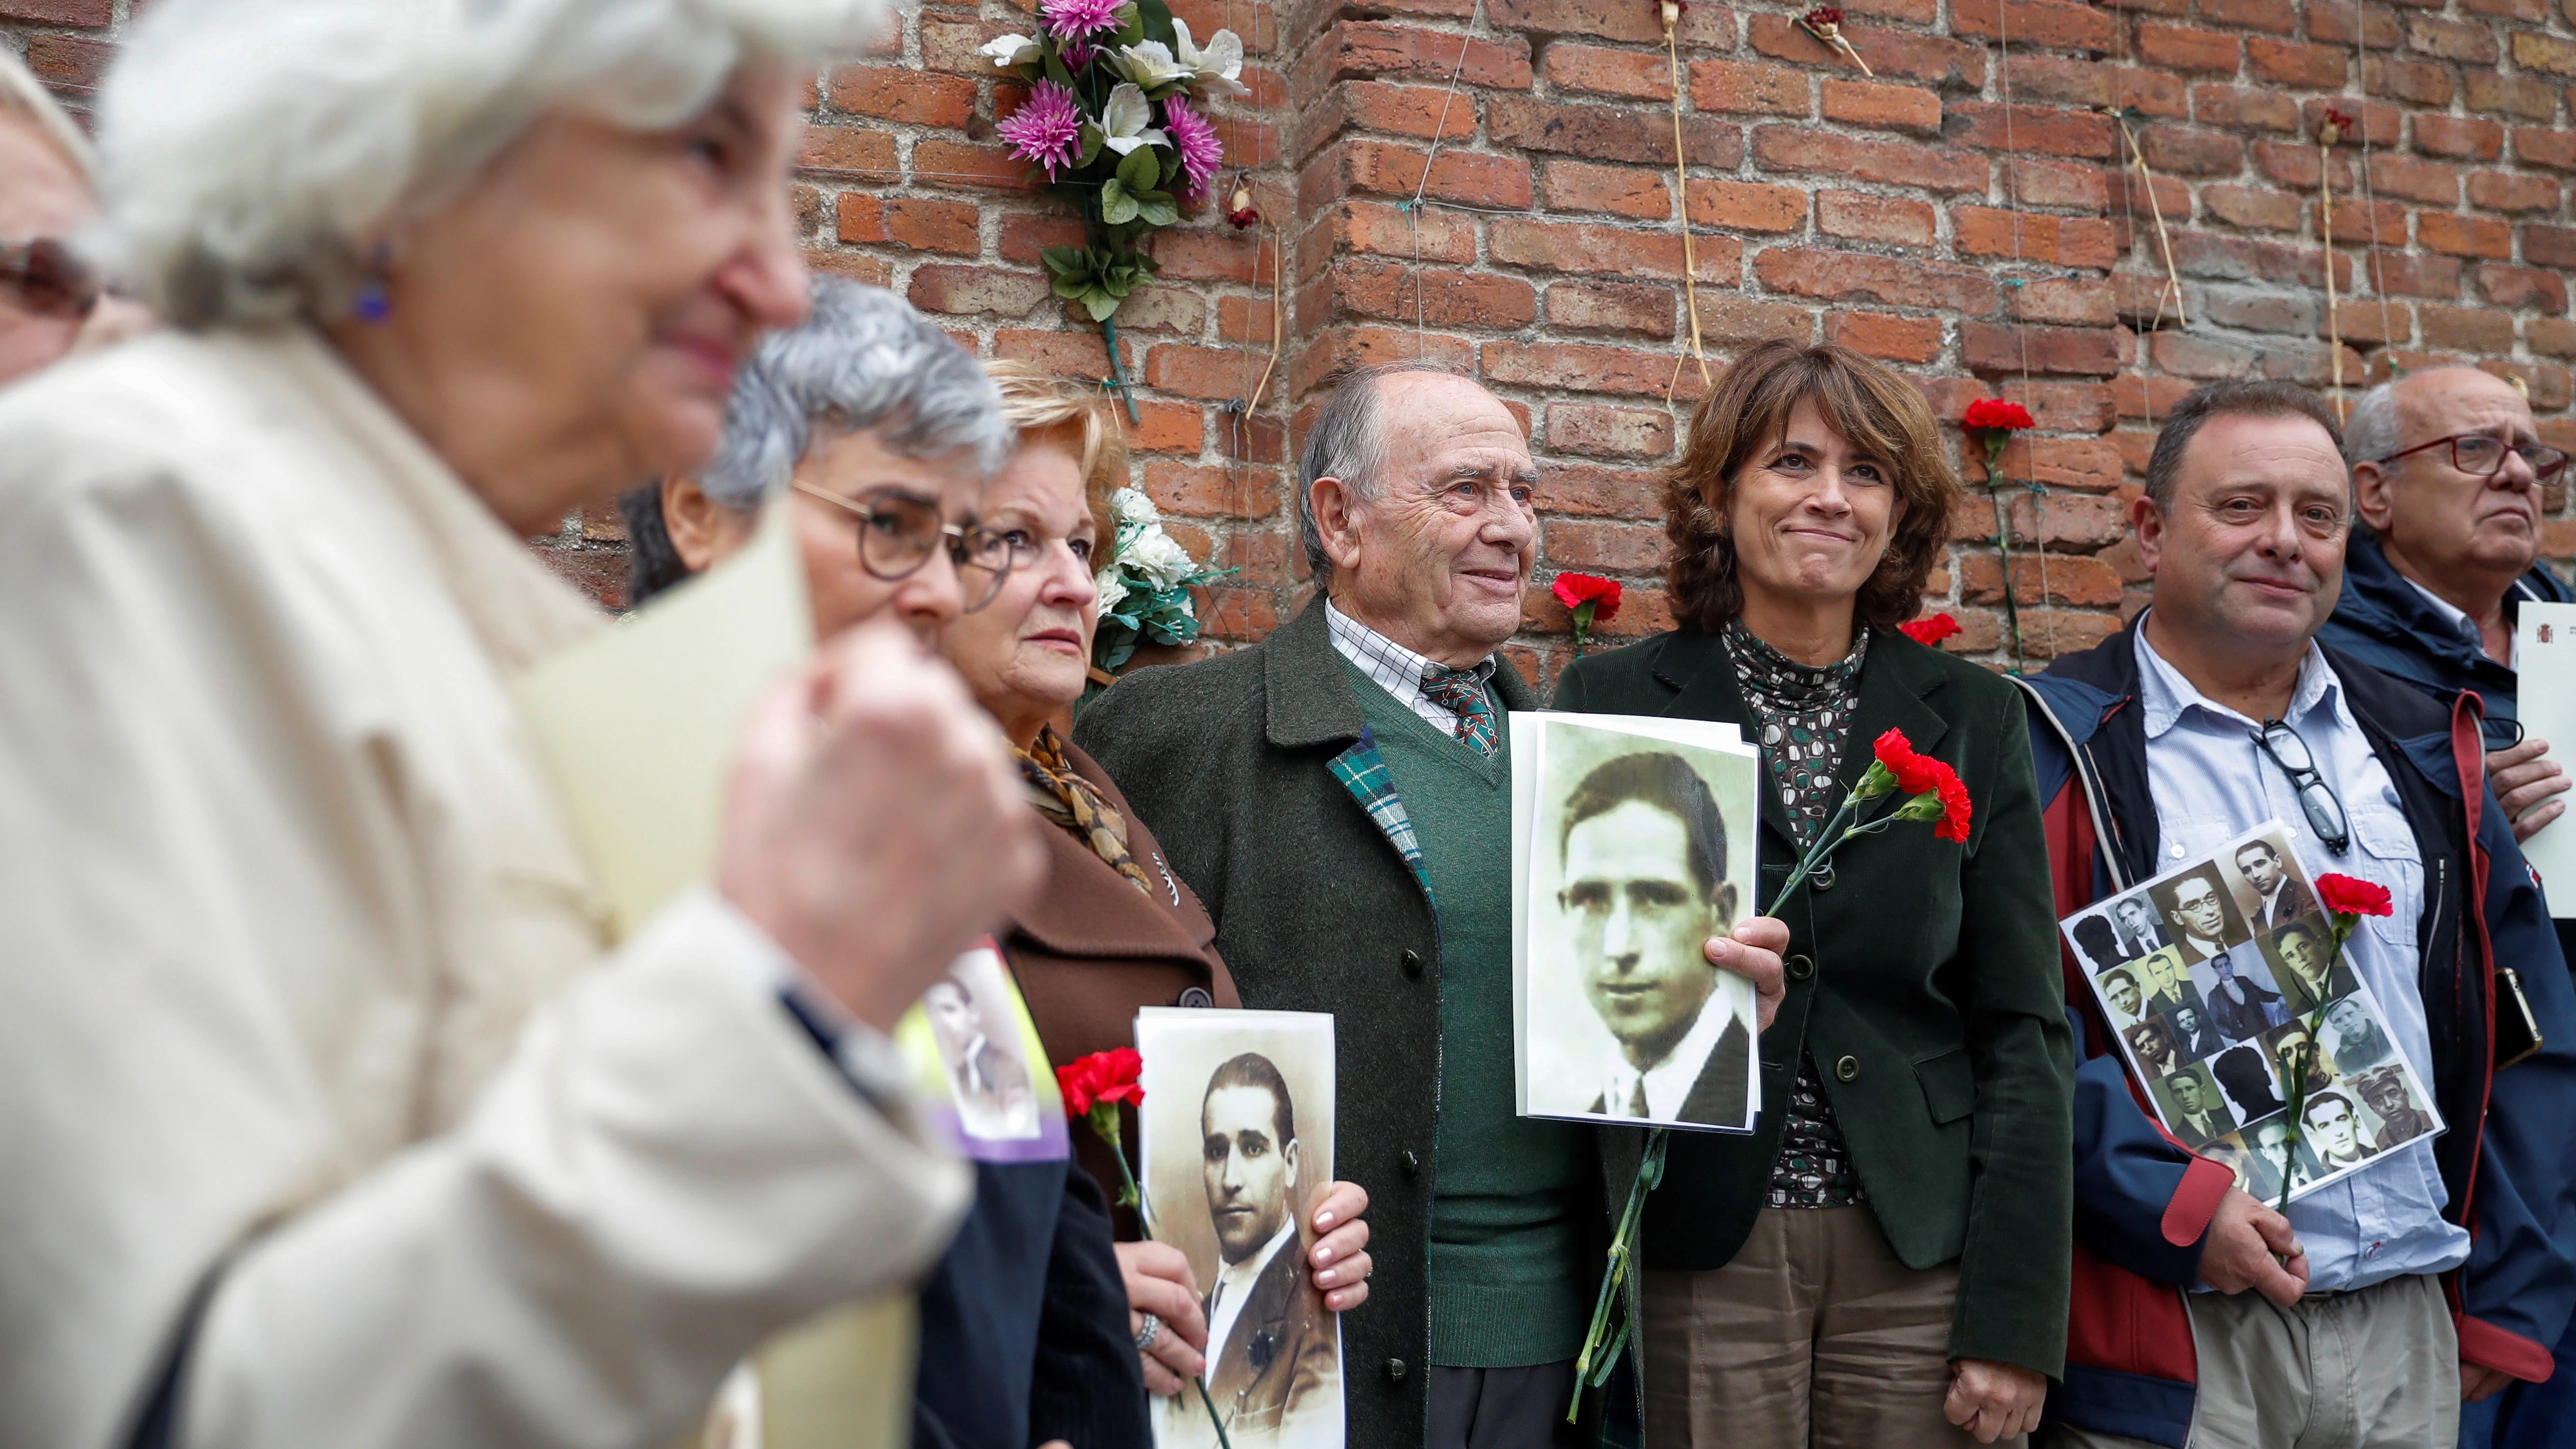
[
  {"xmin": 1571, "ymin": 599, "xmax": 1597, "ymax": 659},
  {"xmin": 1084, "ymin": 1103, "xmax": 1233, "ymax": 1449},
  {"xmin": 1986, "ymin": 477, "xmax": 2027, "ymax": 678},
  {"xmin": 1101, "ymin": 313, "xmax": 1141, "ymax": 423}
]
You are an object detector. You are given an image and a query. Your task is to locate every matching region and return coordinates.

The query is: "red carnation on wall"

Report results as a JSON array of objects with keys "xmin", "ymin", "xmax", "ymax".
[
  {"xmin": 2315, "ymin": 872, "xmax": 2394, "ymax": 918},
  {"xmin": 1898, "ymin": 612, "xmax": 1963, "ymax": 647},
  {"xmin": 1553, "ymin": 572, "xmax": 1623, "ymax": 659},
  {"xmin": 1962, "ymin": 398, "xmax": 2036, "ymax": 432}
]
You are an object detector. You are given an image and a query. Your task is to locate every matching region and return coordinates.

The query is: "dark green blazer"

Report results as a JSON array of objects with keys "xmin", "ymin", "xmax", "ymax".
[
  {"xmin": 1553, "ymin": 624, "xmax": 2075, "ymax": 1379},
  {"xmin": 1078, "ymin": 598, "xmax": 1612, "ymax": 1449}
]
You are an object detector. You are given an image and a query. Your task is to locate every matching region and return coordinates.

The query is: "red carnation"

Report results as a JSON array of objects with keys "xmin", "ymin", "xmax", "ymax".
[
  {"xmin": 1962, "ymin": 398, "xmax": 2035, "ymax": 432},
  {"xmin": 1873, "ymin": 727, "xmax": 1946, "ymax": 798},
  {"xmin": 1934, "ymin": 770, "xmax": 1973, "ymax": 842},
  {"xmin": 2315, "ymin": 872, "xmax": 2393, "ymax": 919},
  {"xmin": 1804, "ymin": 5, "xmax": 1843, "ymax": 25},
  {"xmin": 1552, "ymin": 572, "xmax": 1623, "ymax": 618},
  {"xmin": 1899, "ymin": 612, "xmax": 1963, "ymax": 646},
  {"xmin": 1056, "ymin": 1047, "xmax": 1144, "ymax": 1118}
]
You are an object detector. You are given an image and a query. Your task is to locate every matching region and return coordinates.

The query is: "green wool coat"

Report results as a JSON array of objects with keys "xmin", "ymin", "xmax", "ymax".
[
  {"xmin": 1553, "ymin": 624, "xmax": 2076, "ymax": 1380},
  {"xmin": 1075, "ymin": 598, "xmax": 1625, "ymax": 1449}
]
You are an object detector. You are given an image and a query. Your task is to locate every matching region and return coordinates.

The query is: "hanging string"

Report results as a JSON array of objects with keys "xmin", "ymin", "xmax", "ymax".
[
  {"xmin": 1989, "ymin": 5, "xmax": 2054, "ymax": 669},
  {"xmin": 2344, "ymin": 1, "xmax": 2397, "ymax": 379},
  {"xmin": 1663, "ymin": 0, "xmax": 1713, "ymax": 402},
  {"xmin": 1407, "ymin": 7, "xmax": 1482, "ymax": 359},
  {"xmin": 2319, "ymin": 116, "xmax": 2346, "ymax": 421}
]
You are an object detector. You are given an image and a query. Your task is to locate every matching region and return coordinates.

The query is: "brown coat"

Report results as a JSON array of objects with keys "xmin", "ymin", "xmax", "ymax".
[{"xmin": 1004, "ymin": 740, "xmax": 1239, "ymax": 1234}]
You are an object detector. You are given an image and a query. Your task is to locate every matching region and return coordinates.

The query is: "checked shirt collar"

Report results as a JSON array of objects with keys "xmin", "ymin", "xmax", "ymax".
[{"xmin": 1325, "ymin": 600, "xmax": 1500, "ymax": 753}]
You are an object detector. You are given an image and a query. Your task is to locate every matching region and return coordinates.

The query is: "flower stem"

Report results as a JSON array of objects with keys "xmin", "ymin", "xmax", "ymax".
[
  {"xmin": 1986, "ymin": 475, "xmax": 2027, "ymax": 677},
  {"xmin": 1101, "ymin": 313, "xmax": 1141, "ymax": 423},
  {"xmin": 1094, "ymin": 1106, "xmax": 1233, "ymax": 1449},
  {"xmin": 1568, "ymin": 1129, "xmax": 1668, "ymax": 1422}
]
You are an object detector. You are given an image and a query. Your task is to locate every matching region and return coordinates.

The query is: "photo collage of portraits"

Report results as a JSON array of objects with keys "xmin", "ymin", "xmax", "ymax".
[{"xmin": 2059, "ymin": 823, "xmax": 2444, "ymax": 1205}]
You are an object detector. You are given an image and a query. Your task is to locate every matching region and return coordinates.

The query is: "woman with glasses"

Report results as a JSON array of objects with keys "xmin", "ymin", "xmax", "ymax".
[
  {"xmin": 627, "ymin": 312, "xmax": 1169, "ymax": 1449},
  {"xmin": 0, "ymin": 3, "xmax": 1047, "ymax": 1444},
  {"xmin": 929, "ymin": 364, "xmax": 1376, "ymax": 1405}
]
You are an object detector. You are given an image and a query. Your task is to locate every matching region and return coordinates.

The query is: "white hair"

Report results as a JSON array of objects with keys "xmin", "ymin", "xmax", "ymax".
[
  {"xmin": 2345, "ymin": 378, "xmax": 2405, "ymax": 466},
  {"xmin": 0, "ymin": 47, "xmax": 95, "ymax": 181},
  {"xmin": 94, "ymin": 0, "xmax": 883, "ymax": 328}
]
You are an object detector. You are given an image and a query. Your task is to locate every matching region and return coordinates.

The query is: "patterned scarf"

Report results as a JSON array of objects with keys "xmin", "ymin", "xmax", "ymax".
[{"xmin": 1018, "ymin": 726, "xmax": 1157, "ymax": 897}]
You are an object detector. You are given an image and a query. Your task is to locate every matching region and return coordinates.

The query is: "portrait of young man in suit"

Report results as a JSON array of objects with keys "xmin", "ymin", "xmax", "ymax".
[
  {"xmin": 1195, "ymin": 1052, "xmax": 1336, "ymax": 1445},
  {"xmin": 2303, "ymin": 1090, "xmax": 2379, "ymax": 1171},
  {"xmin": 2262, "ymin": 919, "xmax": 2354, "ymax": 1015},
  {"xmin": 2149, "ymin": 1064, "xmax": 2238, "ymax": 1148},
  {"xmin": 2153, "ymin": 867, "xmax": 2248, "ymax": 966},
  {"xmin": 2111, "ymin": 895, "xmax": 2173, "ymax": 960},
  {"xmin": 923, "ymin": 974, "xmax": 1038, "ymax": 1141},
  {"xmin": 1561, "ymin": 751, "xmax": 1753, "ymax": 1129},
  {"xmin": 2231, "ymin": 838, "xmax": 2318, "ymax": 933}
]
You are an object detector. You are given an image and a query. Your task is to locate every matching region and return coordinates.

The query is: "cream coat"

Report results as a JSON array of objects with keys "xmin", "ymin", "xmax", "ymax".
[{"xmin": 0, "ymin": 328, "xmax": 971, "ymax": 1449}]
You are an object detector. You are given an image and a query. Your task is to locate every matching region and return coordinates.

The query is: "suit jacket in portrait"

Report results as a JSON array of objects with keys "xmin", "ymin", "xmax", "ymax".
[
  {"xmin": 2253, "ymin": 876, "xmax": 2320, "ymax": 933},
  {"xmin": 1202, "ymin": 1238, "xmax": 1337, "ymax": 1444},
  {"xmin": 2206, "ymin": 971, "xmax": 2288, "ymax": 1043},
  {"xmin": 1587, "ymin": 1015, "xmax": 1753, "ymax": 1128},
  {"xmin": 2115, "ymin": 918, "xmax": 2173, "ymax": 959}
]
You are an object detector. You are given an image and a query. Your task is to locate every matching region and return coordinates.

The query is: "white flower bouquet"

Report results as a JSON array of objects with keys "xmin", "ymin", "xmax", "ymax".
[{"xmin": 1091, "ymin": 487, "xmax": 1234, "ymax": 681}]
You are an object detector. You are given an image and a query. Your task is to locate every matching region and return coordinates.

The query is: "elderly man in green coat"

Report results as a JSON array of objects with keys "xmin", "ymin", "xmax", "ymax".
[{"xmin": 1079, "ymin": 360, "xmax": 1787, "ymax": 1449}]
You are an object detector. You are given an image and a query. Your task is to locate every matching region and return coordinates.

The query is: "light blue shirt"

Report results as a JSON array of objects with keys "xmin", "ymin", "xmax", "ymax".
[{"xmin": 2133, "ymin": 621, "xmax": 2473, "ymax": 1292}]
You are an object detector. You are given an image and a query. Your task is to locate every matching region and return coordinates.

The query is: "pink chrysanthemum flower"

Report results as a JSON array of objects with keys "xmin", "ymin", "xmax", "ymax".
[
  {"xmin": 1162, "ymin": 94, "xmax": 1224, "ymax": 201},
  {"xmin": 999, "ymin": 81, "xmax": 1085, "ymax": 179},
  {"xmin": 1041, "ymin": 0, "xmax": 1124, "ymax": 41},
  {"xmin": 1060, "ymin": 36, "xmax": 1099, "ymax": 68}
]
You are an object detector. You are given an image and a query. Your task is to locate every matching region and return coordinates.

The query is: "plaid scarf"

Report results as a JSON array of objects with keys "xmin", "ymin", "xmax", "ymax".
[{"xmin": 1018, "ymin": 726, "xmax": 1156, "ymax": 897}]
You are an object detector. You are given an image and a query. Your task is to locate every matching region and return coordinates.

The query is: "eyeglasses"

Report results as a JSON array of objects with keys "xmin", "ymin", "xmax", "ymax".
[
  {"xmin": 2374, "ymin": 432, "xmax": 2569, "ymax": 484},
  {"xmin": 2250, "ymin": 719, "xmax": 2350, "ymax": 856},
  {"xmin": 790, "ymin": 481, "xmax": 1036, "ymax": 613},
  {"xmin": 0, "ymin": 238, "xmax": 102, "ymax": 321}
]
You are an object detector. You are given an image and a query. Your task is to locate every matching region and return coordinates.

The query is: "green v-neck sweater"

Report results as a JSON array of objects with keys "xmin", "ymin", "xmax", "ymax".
[{"xmin": 1341, "ymin": 658, "xmax": 1589, "ymax": 1368}]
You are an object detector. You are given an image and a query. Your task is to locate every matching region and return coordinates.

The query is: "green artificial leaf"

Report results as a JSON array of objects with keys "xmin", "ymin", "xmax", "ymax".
[
  {"xmin": 1043, "ymin": 47, "xmax": 1076, "ymax": 89},
  {"xmin": 1052, "ymin": 273, "xmax": 1092, "ymax": 301},
  {"xmin": 1075, "ymin": 122, "xmax": 1106, "ymax": 170},
  {"xmin": 1135, "ymin": 0, "xmax": 1178, "ymax": 50},
  {"xmin": 1114, "ymin": 2, "xmax": 1146, "ymax": 46},
  {"xmin": 1116, "ymin": 144, "xmax": 1160, "ymax": 193},
  {"xmin": 1159, "ymin": 146, "xmax": 1184, "ymax": 189},
  {"xmin": 1133, "ymin": 190, "xmax": 1180, "ymax": 228},
  {"xmin": 1101, "ymin": 269, "xmax": 1138, "ymax": 298},
  {"xmin": 1040, "ymin": 245, "xmax": 1086, "ymax": 278},
  {"xmin": 1099, "ymin": 177, "xmax": 1140, "ymax": 226},
  {"xmin": 1082, "ymin": 288, "xmax": 1123, "ymax": 321}
]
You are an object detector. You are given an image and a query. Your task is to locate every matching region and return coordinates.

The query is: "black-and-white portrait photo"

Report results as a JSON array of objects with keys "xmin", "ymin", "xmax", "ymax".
[
  {"xmin": 2350, "ymin": 1065, "xmax": 2439, "ymax": 1151},
  {"xmin": 1515, "ymin": 717, "xmax": 1760, "ymax": 1133},
  {"xmin": 1137, "ymin": 1008, "xmax": 1341, "ymax": 1449},
  {"xmin": 897, "ymin": 943, "xmax": 1070, "ymax": 1163},
  {"xmin": 2108, "ymin": 893, "xmax": 2174, "ymax": 960},
  {"xmin": 2226, "ymin": 834, "xmax": 2319, "ymax": 934},
  {"xmin": 2147, "ymin": 1063, "xmax": 2237, "ymax": 1148},
  {"xmin": 2151, "ymin": 865, "xmax": 2249, "ymax": 964},
  {"xmin": 2260, "ymin": 918, "xmax": 2352, "ymax": 1015}
]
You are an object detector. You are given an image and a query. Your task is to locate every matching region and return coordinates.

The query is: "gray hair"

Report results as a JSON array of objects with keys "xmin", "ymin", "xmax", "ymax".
[
  {"xmin": 1296, "ymin": 359, "xmax": 1456, "ymax": 589},
  {"xmin": 2143, "ymin": 380, "xmax": 2346, "ymax": 512},
  {"xmin": 2344, "ymin": 379, "xmax": 2404, "ymax": 467},
  {"xmin": 0, "ymin": 47, "xmax": 94, "ymax": 181},
  {"xmin": 94, "ymin": 0, "xmax": 884, "ymax": 328},
  {"xmin": 623, "ymin": 278, "xmax": 1007, "ymax": 604}
]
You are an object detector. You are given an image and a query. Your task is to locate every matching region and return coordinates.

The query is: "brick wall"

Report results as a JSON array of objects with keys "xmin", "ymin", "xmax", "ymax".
[{"xmin": 13, "ymin": 0, "xmax": 2575, "ymax": 681}]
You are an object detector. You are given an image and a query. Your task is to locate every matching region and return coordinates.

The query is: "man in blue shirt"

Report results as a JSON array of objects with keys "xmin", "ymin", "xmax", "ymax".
[{"xmin": 2021, "ymin": 380, "xmax": 2576, "ymax": 1447}]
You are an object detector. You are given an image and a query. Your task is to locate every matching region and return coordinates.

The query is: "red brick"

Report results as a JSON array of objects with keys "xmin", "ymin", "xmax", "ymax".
[
  {"xmin": 1545, "ymin": 161, "xmax": 1671, "ymax": 219},
  {"xmin": 1953, "ymin": 208, "xmax": 2119, "ymax": 268},
  {"xmin": 1216, "ymin": 295, "xmax": 1280, "ymax": 346},
  {"xmin": 2136, "ymin": 23, "xmax": 2240, "ymax": 72},
  {"xmin": 1311, "ymin": 259, "xmax": 1541, "ymax": 328},
  {"xmin": 800, "ymin": 126, "xmax": 902, "ymax": 179},
  {"xmin": 1822, "ymin": 79, "xmax": 1943, "ymax": 134},
  {"xmin": 2308, "ymin": 1, "xmax": 2404, "ymax": 45},
  {"xmin": 2524, "ymin": 224, "xmax": 2576, "ymax": 269},
  {"xmin": 1753, "ymin": 246, "xmax": 2000, "ymax": 313},
  {"xmin": 1153, "ymin": 229, "xmax": 1274, "ymax": 285},
  {"xmin": 1287, "ymin": 328, "xmax": 1476, "ymax": 399},
  {"xmin": 2515, "ymin": 129, "xmax": 2576, "ymax": 172},
  {"xmin": 1482, "ymin": 340, "xmax": 1715, "ymax": 399},
  {"xmin": 1546, "ymin": 42, "xmax": 1675, "ymax": 100},
  {"xmin": 2417, "ymin": 211, "xmax": 2513, "ymax": 259},
  {"xmin": 2013, "ymin": 278, "xmax": 2119, "ymax": 326},
  {"xmin": 1490, "ymin": 217, "xmax": 1742, "ymax": 282},
  {"xmin": 1950, "ymin": 0, "xmax": 2116, "ymax": 51},
  {"xmin": 1685, "ymin": 179, "xmax": 1809, "ymax": 233},
  {"xmin": 2419, "ymin": 305, "xmax": 2517, "ymax": 353},
  {"xmin": 1750, "ymin": 126, "xmax": 1989, "ymax": 192},
  {"xmin": 1549, "ymin": 403, "xmax": 1677, "ymax": 459},
  {"xmin": 0, "ymin": 0, "xmax": 108, "ymax": 22},
  {"xmin": 2530, "ymin": 318, "xmax": 2576, "ymax": 358},
  {"xmin": 1692, "ymin": 295, "xmax": 1819, "ymax": 345},
  {"xmin": 1825, "ymin": 312, "xmax": 1945, "ymax": 361},
  {"xmin": 1539, "ymin": 463, "xmax": 1664, "ymax": 518},
  {"xmin": 2363, "ymin": 55, "xmax": 2456, "ymax": 108},
  {"xmin": 21, "ymin": 33, "xmax": 112, "ymax": 87},
  {"xmin": 2202, "ymin": 185, "xmax": 2302, "ymax": 231},
  {"xmin": 2368, "ymin": 153, "xmax": 2459, "ymax": 205},
  {"xmin": 907, "ymin": 264, "xmax": 1050, "ymax": 318},
  {"xmin": 2138, "ymin": 124, "xmax": 2245, "ymax": 176},
  {"xmin": 1543, "ymin": 519, "xmax": 1672, "ymax": 571},
  {"xmin": 1546, "ymin": 280, "xmax": 1677, "ymax": 336},
  {"xmin": 2200, "ymin": 0, "xmax": 2297, "ymax": 32},
  {"xmin": 2465, "ymin": 73, "xmax": 2561, "ymax": 122},
  {"xmin": 1147, "ymin": 343, "xmax": 1266, "ymax": 401},
  {"xmin": 1745, "ymin": 14, "xmax": 1989, "ymax": 90},
  {"xmin": 1318, "ymin": 198, "xmax": 1477, "ymax": 264},
  {"xmin": 1818, "ymin": 191, "xmax": 1938, "ymax": 247},
  {"xmin": 996, "ymin": 212, "xmax": 1091, "ymax": 265},
  {"xmin": 2413, "ymin": 115, "xmax": 2505, "ymax": 162},
  {"xmin": 1489, "ymin": 96, "xmax": 1743, "ymax": 167},
  {"xmin": 2404, "ymin": 15, "xmax": 2498, "ymax": 62},
  {"xmin": 2191, "ymin": 85, "xmax": 2300, "ymax": 134},
  {"xmin": 909, "ymin": 139, "xmax": 1030, "ymax": 190},
  {"xmin": 1960, "ymin": 322, "xmax": 2123, "ymax": 376},
  {"xmin": 2512, "ymin": 31, "xmax": 2576, "ymax": 76},
  {"xmin": 2247, "ymin": 38, "xmax": 2348, "ymax": 88},
  {"xmin": 1330, "ymin": 21, "xmax": 1533, "ymax": 89},
  {"xmin": 827, "ymin": 66, "xmax": 977, "ymax": 127},
  {"xmin": 1337, "ymin": 81, "xmax": 1483, "ymax": 141},
  {"xmin": 2467, "ymin": 171, "xmax": 2562, "ymax": 212},
  {"xmin": 2367, "ymin": 252, "xmax": 2462, "ymax": 298},
  {"xmin": 804, "ymin": 250, "xmax": 895, "ymax": 288},
  {"xmin": 2475, "ymin": 264, "xmax": 2570, "ymax": 310},
  {"xmin": 2461, "ymin": 0, "xmax": 2545, "ymax": 17},
  {"xmin": 1947, "ymin": 102, "xmax": 2117, "ymax": 158},
  {"xmin": 1316, "ymin": 138, "xmax": 1537, "ymax": 210},
  {"xmin": 2320, "ymin": 194, "xmax": 2410, "ymax": 248},
  {"xmin": 1689, "ymin": 59, "xmax": 1814, "ymax": 116},
  {"xmin": 2006, "ymin": 157, "xmax": 2110, "ymax": 209},
  {"xmin": 1490, "ymin": 0, "xmax": 1674, "ymax": 42}
]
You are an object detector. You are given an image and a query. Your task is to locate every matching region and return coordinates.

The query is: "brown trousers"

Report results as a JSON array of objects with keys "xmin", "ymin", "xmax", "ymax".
[{"xmin": 1641, "ymin": 1206, "xmax": 2010, "ymax": 1449}]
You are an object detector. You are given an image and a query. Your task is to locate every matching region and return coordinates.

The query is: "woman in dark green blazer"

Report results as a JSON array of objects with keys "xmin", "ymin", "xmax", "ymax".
[{"xmin": 1552, "ymin": 340, "xmax": 2073, "ymax": 1448}]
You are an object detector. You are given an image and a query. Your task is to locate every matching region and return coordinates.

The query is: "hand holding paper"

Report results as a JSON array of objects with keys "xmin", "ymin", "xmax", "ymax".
[{"xmin": 722, "ymin": 617, "xmax": 1047, "ymax": 1032}]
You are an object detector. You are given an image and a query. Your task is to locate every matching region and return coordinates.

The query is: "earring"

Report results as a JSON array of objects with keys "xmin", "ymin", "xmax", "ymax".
[{"xmin": 353, "ymin": 242, "xmax": 392, "ymax": 324}]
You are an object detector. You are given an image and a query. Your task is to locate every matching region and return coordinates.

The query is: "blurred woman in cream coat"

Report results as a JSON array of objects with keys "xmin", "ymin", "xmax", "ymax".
[{"xmin": 0, "ymin": 2, "xmax": 1044, "ymax": 1447}]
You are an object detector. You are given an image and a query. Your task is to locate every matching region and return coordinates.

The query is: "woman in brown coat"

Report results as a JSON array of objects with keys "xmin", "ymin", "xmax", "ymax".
[{"xmin": 942, "ymin": 364, "xmax": 1375, "ymax": 1400}]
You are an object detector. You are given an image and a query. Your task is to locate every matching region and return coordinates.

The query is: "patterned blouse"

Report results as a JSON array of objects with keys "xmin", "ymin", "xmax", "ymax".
[{"xmin": 1723, "ymin": 618, "xmax": 1870, "ymax": 1209}]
